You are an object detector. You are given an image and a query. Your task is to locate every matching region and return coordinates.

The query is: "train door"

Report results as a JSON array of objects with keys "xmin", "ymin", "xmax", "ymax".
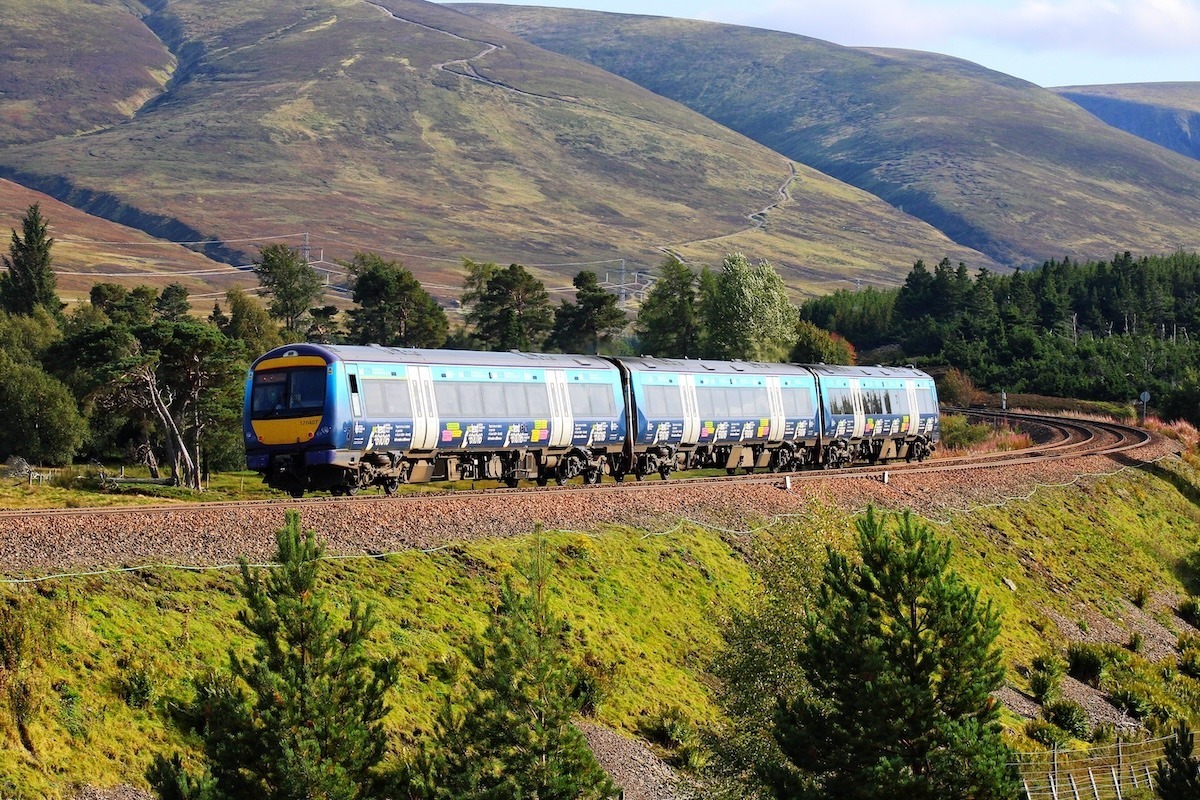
[
  {"xmin": 346, "ymin": 365, "xmax": 362, "ymax": 419},
  {"xmin": 679, "ymin": 374, "xmax": 700, "ymax": 446},
  {"xmin": 904, "ymin": 379, "xmax": 920, "ymax": 436},
  {"xmin": 849, "ymin": 379, "xmax": 866, "ymax": 439},
  {"xmin": 546, "ymin": 370, "xmax": 572, "ymax": 448},
  {"xmin": 409, "ymin": 365, "xmax": 439, "ymax": 450},
  {"xmin": 766, "ymin": 377, "xmax": 785, "ymax": 442}
]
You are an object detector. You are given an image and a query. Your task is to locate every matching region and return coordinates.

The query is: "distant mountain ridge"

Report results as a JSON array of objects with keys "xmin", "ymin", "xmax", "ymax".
[
  {"xmin": 1054, "ymin": 83, "xmax": 1200, "ymax": 162},
  {"xmin": 455, "ymin": 4, "xmax": 1200, "ymax": 269}
]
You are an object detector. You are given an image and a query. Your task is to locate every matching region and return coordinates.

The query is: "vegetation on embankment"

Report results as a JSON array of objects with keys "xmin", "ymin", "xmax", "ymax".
[{"xmin": 5, "ymin": 458, "xmax": 1200, "ymax": 796}]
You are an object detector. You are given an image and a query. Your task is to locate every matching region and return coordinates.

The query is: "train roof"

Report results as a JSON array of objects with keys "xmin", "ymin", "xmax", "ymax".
[
  {"xmin": 614, "ymin": 356, "xmax": 815, "ymax": 377},
  {"xmin": 804, "ymin": 364, "xmax": 934, "ymax": 380},
  {"xmin": 253, "ymin": 344, "xmax": 615, "ymax": 371}
]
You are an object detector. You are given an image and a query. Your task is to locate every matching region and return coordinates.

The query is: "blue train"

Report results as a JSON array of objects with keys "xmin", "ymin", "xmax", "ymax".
[{"xmin": 243, "ymin": 344, "xmax": 940, "ymax": 497}]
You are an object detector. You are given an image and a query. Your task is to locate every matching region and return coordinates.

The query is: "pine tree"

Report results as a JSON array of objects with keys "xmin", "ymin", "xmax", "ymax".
[
  {"xmin": 148, "ymin": 511, "xmax": 399, "ymax": 800},
  {"xmin": 773, "ymin": 507, "xmax": 1018, "ymax": 800},
  {"xmin": 403, "ymin": 537, "xmax": 618, "ymax": 799},
  {"xmin": 634, "ymin": 256, "xmax": 700, "ymax": 358},
  {"xmin": 253, "ymin": 243, "xmax": 324, "ymax": 336},
  {"xmin": 1157, "ymin": 721, "xmax": 1200, "ymax": 799},
  {"xmin": 549, "ymin": 270, "xmax": 626, "ymax": 354},
  {"xmin": 467, "ymin": 263, "xmax": 553, "ymax": 352},
  {"xmin": 345, "ymin": 252, "xmax": 447, "ymax": 348},
  {"xmin": 0, "ymin": 204, "xmax": 60, "ymax": 317}
]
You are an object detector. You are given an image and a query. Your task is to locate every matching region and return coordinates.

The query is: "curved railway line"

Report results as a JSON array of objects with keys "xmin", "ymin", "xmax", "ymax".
[
  {"xmin": 0, "ymin": 410, "xmax": 1164, "ymax": 578},
  {"xmin": 0, "ymin": 408, "xmax": 1155, "ymax": 521}
]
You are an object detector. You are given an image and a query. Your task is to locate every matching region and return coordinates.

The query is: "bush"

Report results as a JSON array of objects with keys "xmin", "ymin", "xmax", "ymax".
[
  {"xmin": 640, "ymin": 706, "xmax": 709, "ymax": 771},
  {"xmin": 1067, "ymin": 642, "xmax": 1126, "ymax": 687},
  {"xmin": 939, "ymin": 414, "xmax": 991, "ymax": 451},
  {"xmin": 936, "ymin": 368, "xmax": 983, "ymax": 407},
  {"xmin": 1030, "ymin": 653, "xmax": 1066, "ymax": 703},
  {"xmin": 119, "ymin": 662, "xmax": 158, "ymax": 709},
  {"xmin": 1025, "ymin": 719, "xmax": 1070, "ymax": 748},
  {"xmin": 1180, "ymin": 596, "xmax": 1200, "ymax": 626},
  {"xmin": 1044, "ymin": 700, "xmax": 1089, "ymax": 739}
]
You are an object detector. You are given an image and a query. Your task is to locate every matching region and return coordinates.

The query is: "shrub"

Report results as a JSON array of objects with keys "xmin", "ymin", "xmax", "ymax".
[
  {"xmin": 1132, "ymin": 585, "xmax": 1149, "ymax": 608},
  {"xmin": 1067, "ymin": 642, "xmax": 1126, "ymax": 687},
  {"xmin": 1180, "ymin": 596, "xmax": 1200, "ymax": 627},
  {"xmin": 1030, "ymin": 653, "xmax": 1066, "ymax": 704},
  {"xmin": 1128, "ymin": 631, "xmax": 1144, "ymax": 653},
  {"xmin": 938, "ymin": 414, "xmax": 991, "ymax": 451},
  {"xmin": 119, "ymin": 662, "xmax": 158, "ymax": 709},
  {"xmin": 640, "ymin": 706, "xmax": 710, "ymax": 771},
  {"xmin": 1025, "ymin": 719, "xmax": 1070, "ymax": 748},
  {"xmin": 1044, "ymin": 700, "xmax": 1089, "ymax": 739}
]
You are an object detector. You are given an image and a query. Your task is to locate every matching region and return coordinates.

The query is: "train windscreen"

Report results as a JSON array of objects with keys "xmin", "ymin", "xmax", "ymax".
[{"xmin": 251, "ymin": 367, "xmax": 327, "ymax": 419}]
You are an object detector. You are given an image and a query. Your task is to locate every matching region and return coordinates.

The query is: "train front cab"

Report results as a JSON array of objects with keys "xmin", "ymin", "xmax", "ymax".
[{"xmin": 244, "ymin": 346, "xmax": 347, "ymax": 497}]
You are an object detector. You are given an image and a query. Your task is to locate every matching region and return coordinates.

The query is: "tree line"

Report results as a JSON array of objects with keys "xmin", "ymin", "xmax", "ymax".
[
  {"xmin": 803, "ymin": 252, "xmax": 1200, "ymax": 423},
  {"xmin": 0, "ymin": 204, "xmax": 850, "ymax": 478}
]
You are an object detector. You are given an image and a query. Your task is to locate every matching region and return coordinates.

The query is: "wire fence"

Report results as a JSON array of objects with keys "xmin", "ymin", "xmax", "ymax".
[{"xmin": 1012, "ymin": 735, "xmax": 1172, "ymax": 799}]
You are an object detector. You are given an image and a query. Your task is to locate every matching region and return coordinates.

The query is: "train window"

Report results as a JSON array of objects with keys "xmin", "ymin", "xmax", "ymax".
[
  {"xmin": 252, "ymin": 368, "xmax": 327, "ymax": 420},
  {"xmin": 916, "ymin": 387, "xmax": 938, "ymax": 415},
  {"xmin": 384, "ymin": 381, "xmax": 412, "ymax": 417},
  {"xmin": 695, "ymin": 386, "xmax": 726, "ymax": 418},
  {"xmin": 568, "ymin": 383, "xmax": 617, "ymax": 418},
  {"xmin": 361, "ymin": 379, "xmax": 411, "ymax": 418},
  {"xmin": 864, "ymin": 389, "xmax": 885, "ymax": 415},
  {"xmin": 826, "ymin": 388, "xmax": 854, "ymax": 416},
  {"xmin": 643, "ymin": 384, "xmax": 684, "ymax": 418},
  {"xmin": 782, "ymin": 387, "xmax": 815, "ymax": 418},
  {"xmin": 524, "ymin": 384, "xmax": 552, "ymax": 417},
  {"xmin": 888, "ymin": 389, "xmax": 907, "ymax": 415},
  {"xmin": 434, "ymin": 383, "xmax": 461, "ymax": 417}
]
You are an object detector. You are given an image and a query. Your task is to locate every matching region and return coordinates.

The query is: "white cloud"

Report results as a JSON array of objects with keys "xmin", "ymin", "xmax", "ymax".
[{"xmin": 732, "ymin": 0, "xmax": 1200, "ymax": 55}]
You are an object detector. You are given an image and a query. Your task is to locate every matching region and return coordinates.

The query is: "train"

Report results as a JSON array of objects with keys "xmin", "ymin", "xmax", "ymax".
[{"xmin": 243, "ymin": 344, "xmax": 940, "ymax": 497}]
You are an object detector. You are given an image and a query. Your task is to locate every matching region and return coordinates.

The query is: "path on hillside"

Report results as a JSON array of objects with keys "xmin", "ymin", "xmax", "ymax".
[
  {"xmin": 363, "ymin": 0, "xmax": 798, "ymax": 262},
  {"xmin": 659, "ymin": 159, "xmax": 798, "ymax": 262}
]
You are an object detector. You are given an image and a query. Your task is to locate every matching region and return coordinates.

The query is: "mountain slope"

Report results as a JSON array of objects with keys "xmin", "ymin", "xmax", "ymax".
[
  {"xmin": 1054, "ymin": 83, "xmax": 1200, "ymax": 162},
  {"xmin": 456, "ymin": 5, "xmax": 1200, "ymax": 268},
  {"xmin": 0, "ymin": 180, "xmax": 253, "ymax": 308},
  {"xmin": 0, "ymin": 0, "xmax": 991, "ymax": 298},
  {"xmin": 0, "ymin": 0, "xmax": 174, "ymax": 146}
]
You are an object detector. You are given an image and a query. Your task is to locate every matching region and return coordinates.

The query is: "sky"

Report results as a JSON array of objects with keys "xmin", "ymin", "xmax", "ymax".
[{"xmin": 475, "ymin": 0, "xmax": 1200, "ymax": 87}]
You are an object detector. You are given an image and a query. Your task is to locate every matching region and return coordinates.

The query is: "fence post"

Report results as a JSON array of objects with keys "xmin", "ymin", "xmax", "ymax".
[
  {"xmin": 1111, "ymin": 766, "xmax": 1121, "ymax": 800},
  {"xmin": 1068, "ymin": 772, "xmax": 1081, "ymax": 800},
  {"xmin": 1087, "ymin": 768, "xmax": 1098, "ymax": 800}
]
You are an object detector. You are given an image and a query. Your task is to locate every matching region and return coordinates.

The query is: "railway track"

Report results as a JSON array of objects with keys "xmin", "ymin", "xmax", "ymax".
[{"xmin": 0, "ymin": 409, "xmax": 1154, "ymax": 523}]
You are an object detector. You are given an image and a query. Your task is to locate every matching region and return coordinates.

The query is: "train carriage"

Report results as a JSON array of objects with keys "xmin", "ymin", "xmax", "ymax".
[
  {"xmin": 244, "ymin": 344, "xmax": 625, "ymax": 496},
  {"xmin": 611, "ymin": 357, "xmax": 823, "ymax": 478},
  {"xmin": 808, "ymin": 364, "xmax": 939, "ymax": 467}
]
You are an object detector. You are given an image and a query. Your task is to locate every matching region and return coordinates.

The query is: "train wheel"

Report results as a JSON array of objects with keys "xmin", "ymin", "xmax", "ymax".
[
  {"xmin": 290, "ymin": 487, "xmax": 305, "ymax": 498},
  {"xmin": 613, "ymin": 470, "xmax": 626, "ymax": 483},
  {"xmin": 536, "ymin": 475, "xmax": 549, "ymax": 486},
  {"xmin": 504, "ymin": 476, "xmax": 519, "ymax": 488},
  {"xmin": 345, "ymin": 485, "xmax": 359, "ymax": 496},
  {"xmin": 726, "ymin": 468, "xmax": 737, "ymax": 476},
  {"xmin": 584, "ymin": 469, "xmax": 601, "ymax": 485},
  {"xmin": 331, "ymin": 486, "xmax": 345, "ymax": 497},
  {"xmin": 383, "ymin": 479, "xmax": 399, "ymax": 497},
  {"xmin": 658, "ymin": 466, "xmax": 671, "ymax": 480}
]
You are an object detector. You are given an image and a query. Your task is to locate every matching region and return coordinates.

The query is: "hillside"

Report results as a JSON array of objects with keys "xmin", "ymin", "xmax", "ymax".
[
  {"xmin": 4, "ymin": 448, "xmax": 1200, "ymax": 796},
  {"xmin": 0, "ymin": 0, "xmax": 174, "ymax": 146},
  {"xmin": 0, "ymin": 180, "xmax": 259, "ymax": 309},
  {"xmin": 1055, "ymin": 82, "xmax": 1200, "ymax": 161},
  {"xmin": 0, "ymin": 0, "xmax": 992, "ymax": 299},
  {"xmin": 456, "ymin": 5, "xmax": 1200, "ymax": 268}
]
